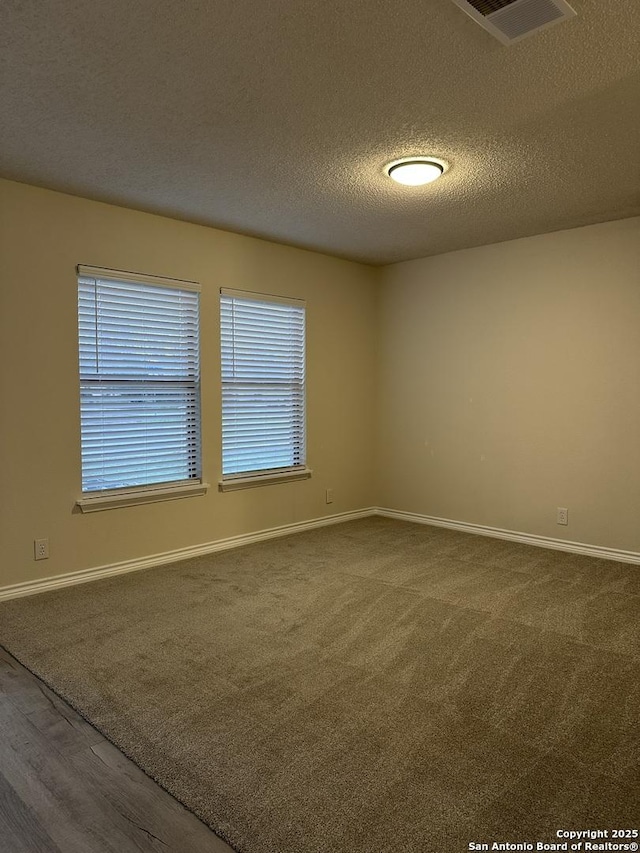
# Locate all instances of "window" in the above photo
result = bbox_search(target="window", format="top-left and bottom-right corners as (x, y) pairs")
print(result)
(220, 289), (308, 488)
(77, 265), (204, 509)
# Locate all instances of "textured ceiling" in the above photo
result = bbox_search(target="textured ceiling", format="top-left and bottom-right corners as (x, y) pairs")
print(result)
(1, 0), (639, 264)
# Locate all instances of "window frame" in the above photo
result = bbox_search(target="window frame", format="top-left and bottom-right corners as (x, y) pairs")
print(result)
(219, 288), (311, 491)
(76, 265), (208, 512)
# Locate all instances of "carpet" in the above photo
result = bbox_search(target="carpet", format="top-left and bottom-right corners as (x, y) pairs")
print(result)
(1, 517), (638, 853)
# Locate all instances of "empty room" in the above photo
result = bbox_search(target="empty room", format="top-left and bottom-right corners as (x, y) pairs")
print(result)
(1, 0), (639, 851)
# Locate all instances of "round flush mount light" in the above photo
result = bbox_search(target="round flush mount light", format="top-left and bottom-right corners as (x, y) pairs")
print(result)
(385, 157), (447, 186)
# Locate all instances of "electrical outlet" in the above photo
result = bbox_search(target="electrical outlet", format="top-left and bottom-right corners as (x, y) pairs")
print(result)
(34, 538), (49, 560)
(557, 507), (568, 526)
(325, 488), (334, 504)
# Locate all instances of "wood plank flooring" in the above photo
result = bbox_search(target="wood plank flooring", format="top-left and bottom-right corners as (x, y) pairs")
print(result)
(0, 646), (236, 853)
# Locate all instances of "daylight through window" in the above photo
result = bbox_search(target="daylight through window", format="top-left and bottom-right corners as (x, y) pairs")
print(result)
(220, 289), (306, 480)
(77, 266), (201, 494)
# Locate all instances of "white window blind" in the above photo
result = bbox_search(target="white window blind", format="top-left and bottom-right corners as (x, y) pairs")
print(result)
(220, 289), (306, 478)
(78, 266), (201, 494)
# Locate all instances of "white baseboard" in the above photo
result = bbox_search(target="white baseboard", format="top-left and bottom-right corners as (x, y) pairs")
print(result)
(375, 507), (640, 565)
(0, 508), (376, 602)
(3, 504), (638, 602)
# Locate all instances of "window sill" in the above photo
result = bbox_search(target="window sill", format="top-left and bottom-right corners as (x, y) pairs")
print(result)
(76, 482), (209, 513)
(218, 468), (312, 492)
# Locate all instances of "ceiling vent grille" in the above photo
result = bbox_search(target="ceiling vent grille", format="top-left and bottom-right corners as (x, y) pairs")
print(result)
(451, 0), (577, 44)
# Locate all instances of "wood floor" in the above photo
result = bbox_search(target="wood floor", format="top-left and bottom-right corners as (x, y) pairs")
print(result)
(0, 646), (235, 853)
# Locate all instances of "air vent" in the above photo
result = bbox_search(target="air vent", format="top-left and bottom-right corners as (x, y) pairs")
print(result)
(451, 0), (576, 44)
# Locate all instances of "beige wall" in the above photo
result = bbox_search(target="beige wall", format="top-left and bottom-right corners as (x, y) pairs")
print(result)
(376, 217), (640, 552)
(2, 180), (638, 590)
(0, 180), (378, 587)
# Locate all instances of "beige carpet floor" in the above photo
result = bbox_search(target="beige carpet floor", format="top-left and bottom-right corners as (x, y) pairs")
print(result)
(0, 517), (639, 853)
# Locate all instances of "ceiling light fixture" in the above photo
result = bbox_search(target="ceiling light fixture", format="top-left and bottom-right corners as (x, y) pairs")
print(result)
(385, 157), (446, 186)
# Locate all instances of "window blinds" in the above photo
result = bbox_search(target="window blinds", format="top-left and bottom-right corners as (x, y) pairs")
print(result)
(78, 267), (201, 493)
(220, 290), (306, 477)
